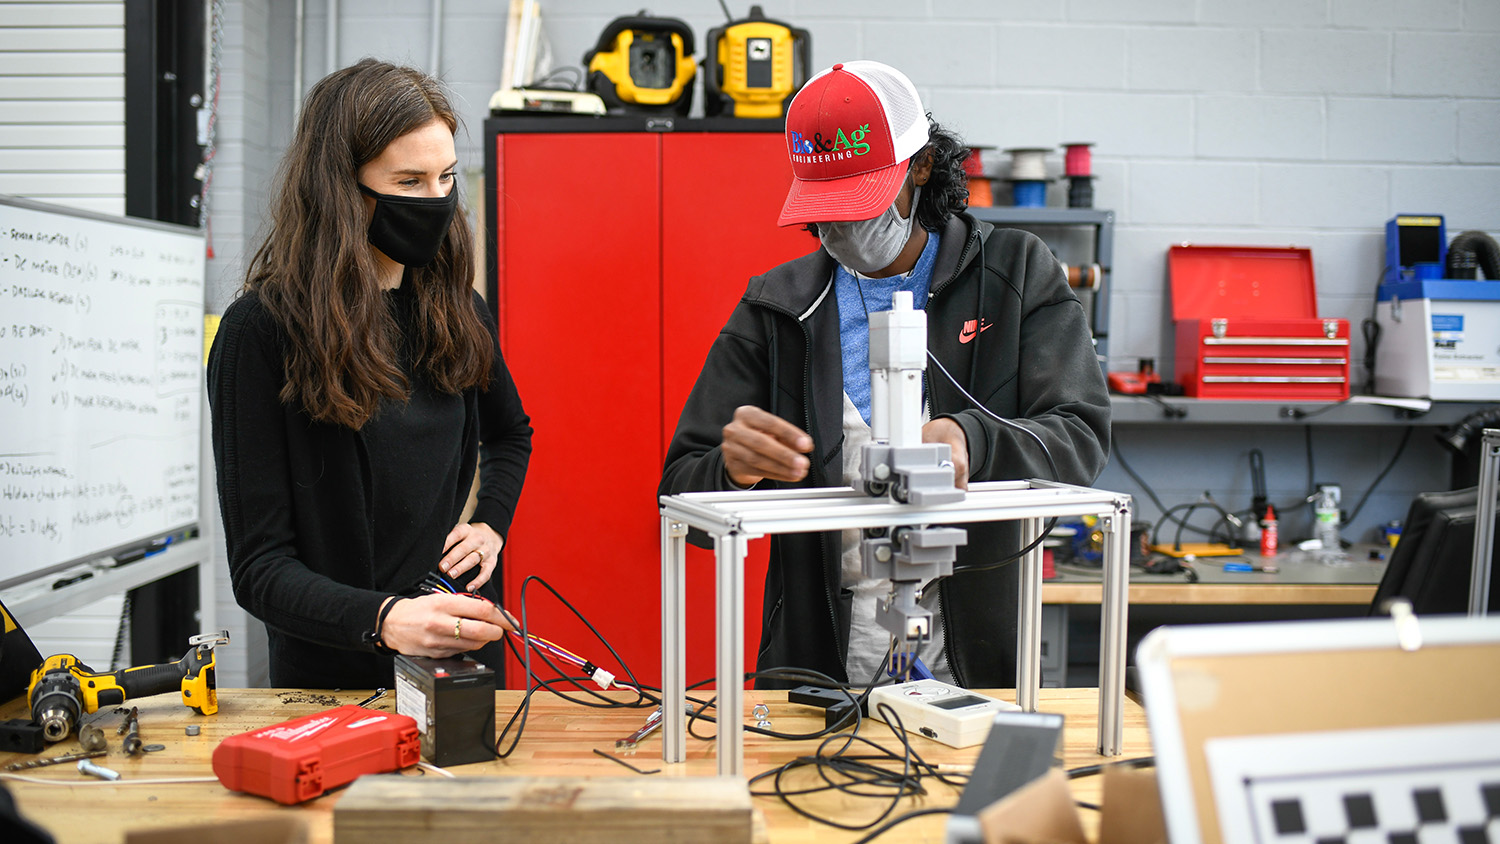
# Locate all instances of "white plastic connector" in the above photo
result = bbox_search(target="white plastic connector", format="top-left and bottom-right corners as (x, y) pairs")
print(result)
(592, 667), (616, 690)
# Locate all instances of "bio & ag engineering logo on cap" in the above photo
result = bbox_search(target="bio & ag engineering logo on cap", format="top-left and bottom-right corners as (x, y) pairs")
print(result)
(789, 124), (873, 164)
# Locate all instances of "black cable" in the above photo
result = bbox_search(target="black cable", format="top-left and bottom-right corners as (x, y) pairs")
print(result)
(1281, 397), (1351, 420)
(748, 700), (969, 832)
(1150, 494), (1238, 551)
(1110, 434), (1170, 516)
(1143, 392), (1186, 419)
(494, 574), (655, 758)
(923, 350), (1060, 574)
(1067, 755), (1155, 778)
(529, 66), (583, 91)
(1304, 425), (1316, 501)
(1362, 317), (1382, 395)
(1249, 448), (1267, 517)
(1343, 425), (1414, 527)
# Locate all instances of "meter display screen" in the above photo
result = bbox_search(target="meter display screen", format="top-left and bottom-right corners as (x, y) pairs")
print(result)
(930, 694), (990, 710)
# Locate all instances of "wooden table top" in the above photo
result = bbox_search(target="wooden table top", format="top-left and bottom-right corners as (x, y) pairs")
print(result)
(0, 687), (1152, 844)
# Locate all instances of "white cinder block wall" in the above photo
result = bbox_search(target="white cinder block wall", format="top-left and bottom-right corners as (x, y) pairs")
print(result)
(200, 0), (1498, 682)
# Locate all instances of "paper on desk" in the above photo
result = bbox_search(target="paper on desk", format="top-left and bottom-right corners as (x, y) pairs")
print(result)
(1346, 395), (1432, 413)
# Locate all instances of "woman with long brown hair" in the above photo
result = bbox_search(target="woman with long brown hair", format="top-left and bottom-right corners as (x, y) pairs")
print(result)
(208, 59), (531, 688)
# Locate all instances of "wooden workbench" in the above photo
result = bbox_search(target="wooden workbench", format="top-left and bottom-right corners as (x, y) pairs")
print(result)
(1042, 544), (1387, 606)
(0, 687), (1151, 844)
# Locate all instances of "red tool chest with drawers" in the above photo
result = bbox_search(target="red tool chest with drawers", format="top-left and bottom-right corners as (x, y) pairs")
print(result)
(1169, 245), (1351, 401)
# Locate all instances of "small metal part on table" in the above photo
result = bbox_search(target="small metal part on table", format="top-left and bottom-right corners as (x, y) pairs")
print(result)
(77, 759), (121, 781)
(355, 688), (387, 708)
(78, 723), (108, 752)
(142, 744), (166, 752)
(185, 724), (201, 736)
(4, 750), (106, 771)
(616, 707), (663, 750)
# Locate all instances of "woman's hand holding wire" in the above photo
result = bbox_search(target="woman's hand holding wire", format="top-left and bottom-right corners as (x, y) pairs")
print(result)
(380, 592), (516, 658)
(439, 521), (502, 590)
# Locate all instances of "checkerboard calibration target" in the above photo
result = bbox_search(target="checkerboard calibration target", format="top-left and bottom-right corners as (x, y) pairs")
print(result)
(1257, 773), (1500, 844)
(1202, 723), (1500, 844)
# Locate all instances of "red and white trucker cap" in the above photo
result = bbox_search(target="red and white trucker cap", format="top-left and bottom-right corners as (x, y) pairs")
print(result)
(778, 61), (930, 227)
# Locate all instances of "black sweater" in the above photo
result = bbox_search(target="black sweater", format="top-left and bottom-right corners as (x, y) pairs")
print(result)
(208, 285), (532, 688)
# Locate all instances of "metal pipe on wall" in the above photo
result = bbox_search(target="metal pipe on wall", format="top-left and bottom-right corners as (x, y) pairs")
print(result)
(429, 0), (444, 75)
(326, 0), (339, 75)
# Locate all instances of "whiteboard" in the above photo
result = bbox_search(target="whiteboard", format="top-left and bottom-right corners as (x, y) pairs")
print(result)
(0, 195), (205, 589)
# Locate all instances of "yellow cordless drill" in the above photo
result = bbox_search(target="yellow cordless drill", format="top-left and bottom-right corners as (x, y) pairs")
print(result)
(27, 630), (229, 742)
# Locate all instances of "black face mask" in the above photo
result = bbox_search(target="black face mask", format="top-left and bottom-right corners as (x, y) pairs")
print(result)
(357, 182), (458, 268)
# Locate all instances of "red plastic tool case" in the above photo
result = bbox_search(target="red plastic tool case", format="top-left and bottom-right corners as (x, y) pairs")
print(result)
(212, 705), (420, 804)
(1169, 245), (1350, 400)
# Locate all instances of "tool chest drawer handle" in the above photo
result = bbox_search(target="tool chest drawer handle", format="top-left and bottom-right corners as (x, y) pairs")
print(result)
(1202, 376), (1347, 383)
(1202, 337), (1349, 346)
(1202, 357), (1348, 365)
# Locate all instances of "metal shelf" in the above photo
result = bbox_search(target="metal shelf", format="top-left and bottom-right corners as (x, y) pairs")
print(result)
(970, 207), (1115, 227)
(1110, 395), (1497, 426)
(969, 206), (1114, 362)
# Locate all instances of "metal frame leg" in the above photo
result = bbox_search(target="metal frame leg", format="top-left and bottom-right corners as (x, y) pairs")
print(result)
(1016, 516), (1042, 712)
(1097, 498), (1131, 756)
(715, 531), (748, 776)
(661, 519), (687, 763)
(1471, 429), (1499, 617)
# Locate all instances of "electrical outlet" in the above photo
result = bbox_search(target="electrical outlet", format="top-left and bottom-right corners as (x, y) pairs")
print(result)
(1315, 483), (1342, 506)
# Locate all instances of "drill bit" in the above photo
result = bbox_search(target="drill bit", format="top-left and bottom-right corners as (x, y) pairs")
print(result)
(121, 707), (142, 755)
(4, 749), (106, 771)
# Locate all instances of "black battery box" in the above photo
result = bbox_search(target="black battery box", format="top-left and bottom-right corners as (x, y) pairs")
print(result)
(393, 655), (496, 767)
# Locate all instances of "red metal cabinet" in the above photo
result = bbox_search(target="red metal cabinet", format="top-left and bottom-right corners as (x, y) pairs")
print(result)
(486, 119), (812, 690)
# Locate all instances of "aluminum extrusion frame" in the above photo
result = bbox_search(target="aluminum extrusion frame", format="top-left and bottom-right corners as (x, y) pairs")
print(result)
(659, 479), (1133, 776)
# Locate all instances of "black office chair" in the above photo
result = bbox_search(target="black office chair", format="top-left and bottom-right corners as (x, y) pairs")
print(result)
(1370, 487), (1500, 616)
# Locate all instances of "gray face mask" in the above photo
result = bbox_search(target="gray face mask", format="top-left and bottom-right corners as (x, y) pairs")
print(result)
(818, 185), (921, 276)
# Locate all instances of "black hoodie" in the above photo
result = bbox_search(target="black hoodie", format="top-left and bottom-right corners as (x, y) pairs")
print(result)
(659, 212), (1110, 688)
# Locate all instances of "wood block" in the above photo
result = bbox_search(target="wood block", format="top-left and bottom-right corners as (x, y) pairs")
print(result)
(333, 775), (754, 844)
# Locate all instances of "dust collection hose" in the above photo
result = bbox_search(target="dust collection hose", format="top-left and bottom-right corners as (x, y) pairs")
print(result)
(1446, 230), (1500, 280)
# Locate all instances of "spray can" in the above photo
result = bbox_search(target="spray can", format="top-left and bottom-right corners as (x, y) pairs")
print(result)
(1313, 487), (1341, 551)
(1259, 505), (1278, 557)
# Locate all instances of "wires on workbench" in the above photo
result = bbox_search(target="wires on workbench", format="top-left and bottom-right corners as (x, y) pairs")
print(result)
(416, 571), (655, 758)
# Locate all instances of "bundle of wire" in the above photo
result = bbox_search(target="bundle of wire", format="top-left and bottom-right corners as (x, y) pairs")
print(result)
(419, 571), (641, 695)
(417, 572), (1151, 842)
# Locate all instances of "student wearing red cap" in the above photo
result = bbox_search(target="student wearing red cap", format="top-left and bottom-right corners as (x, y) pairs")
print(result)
(660, 61), (1110, 689)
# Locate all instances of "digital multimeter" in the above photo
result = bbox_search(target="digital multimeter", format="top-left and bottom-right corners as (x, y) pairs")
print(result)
(868, 680), (1020, 748)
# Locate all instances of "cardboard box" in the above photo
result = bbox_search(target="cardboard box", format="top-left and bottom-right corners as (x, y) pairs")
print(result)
(978, 765), (1165, 844)
(1170, 245), (1351, 401)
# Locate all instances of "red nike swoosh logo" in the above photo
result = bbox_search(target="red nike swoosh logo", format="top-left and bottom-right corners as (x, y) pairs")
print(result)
(959, 320), (993, 344)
